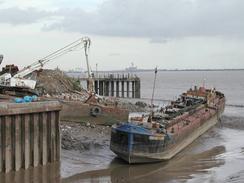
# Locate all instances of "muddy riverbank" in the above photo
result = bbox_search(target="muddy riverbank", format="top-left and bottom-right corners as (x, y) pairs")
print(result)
(60, 114), (244, 183)
(1, 113), (244, 183)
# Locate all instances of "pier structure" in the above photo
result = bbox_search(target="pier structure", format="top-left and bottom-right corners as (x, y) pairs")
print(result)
(85, 74), (141, 98)
(0, 101), (62, 173)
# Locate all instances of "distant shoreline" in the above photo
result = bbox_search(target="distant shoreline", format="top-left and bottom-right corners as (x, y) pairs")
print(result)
(66, 68), (244, 73)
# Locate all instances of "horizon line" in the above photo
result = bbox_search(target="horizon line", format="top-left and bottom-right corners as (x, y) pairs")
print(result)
(65, 68), (244, 73)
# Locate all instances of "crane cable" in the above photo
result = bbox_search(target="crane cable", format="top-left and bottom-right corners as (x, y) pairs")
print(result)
(151, 67), (158, 107)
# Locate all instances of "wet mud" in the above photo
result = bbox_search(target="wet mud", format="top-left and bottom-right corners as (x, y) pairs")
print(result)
(60, 122), (111, 152)
(62, 146), (226, 183)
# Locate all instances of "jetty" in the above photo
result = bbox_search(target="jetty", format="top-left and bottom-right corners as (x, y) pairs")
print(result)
(81, 73), (141, 98)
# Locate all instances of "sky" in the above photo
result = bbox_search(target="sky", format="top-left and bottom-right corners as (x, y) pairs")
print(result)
(0, 0), (244, 71)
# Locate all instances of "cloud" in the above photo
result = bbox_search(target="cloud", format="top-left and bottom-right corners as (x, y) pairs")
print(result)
(1, 0), (244, 41)
(0, 7), (52, 25)
(46, 0), (244, 41)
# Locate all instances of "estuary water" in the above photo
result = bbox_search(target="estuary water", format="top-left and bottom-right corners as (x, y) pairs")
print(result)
(1, 70), (244, 183)
(62, 70), (244, 183)
(63, 71), (244, 183)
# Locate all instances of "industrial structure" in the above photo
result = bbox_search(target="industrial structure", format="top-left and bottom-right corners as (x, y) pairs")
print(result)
(82, 73), (141, 98)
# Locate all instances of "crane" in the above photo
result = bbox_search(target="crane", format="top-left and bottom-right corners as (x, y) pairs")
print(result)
(0, 55), (3, 65)
(0, 37), (93, 90)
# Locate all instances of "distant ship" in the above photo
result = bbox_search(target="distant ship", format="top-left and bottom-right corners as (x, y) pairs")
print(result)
(125, 62), (137, 72)
(67, 67), (84, 73)
(110, 86), (225, 163)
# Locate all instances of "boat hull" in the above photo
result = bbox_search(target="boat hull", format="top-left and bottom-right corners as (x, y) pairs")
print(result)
(110, 87), (225, 164)
(110, 109), (223, 164)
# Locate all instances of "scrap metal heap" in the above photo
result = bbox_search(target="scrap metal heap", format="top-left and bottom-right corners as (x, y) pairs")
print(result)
(131, 86), (225, 128)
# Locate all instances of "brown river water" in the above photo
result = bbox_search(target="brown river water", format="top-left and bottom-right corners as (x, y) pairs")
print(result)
(1, 70), (244, 183)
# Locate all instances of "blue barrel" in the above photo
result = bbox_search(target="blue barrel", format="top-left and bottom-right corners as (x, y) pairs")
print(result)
(14, 98), (24, 103)
(23, 96), (33, 103)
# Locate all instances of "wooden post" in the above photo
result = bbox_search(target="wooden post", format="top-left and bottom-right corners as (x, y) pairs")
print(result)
(23, 115), (30, 169)
(0, 117), (2, 172)
(33, 114), (39, 167)
(104, 81), (109, 96)
(94, 80), (98, 94)
(132, 81), (135, 98)
(50, 112), (56, 162)
(47, 112), (51, 162)
(55, 112), (60, 161)
(99, 81), (104, 96)
(135, 79), (141, 98)
(111, 81), (114, 96)
(116, 81), (120, 97)
(121, 81), (125, 98)
(40, 113), (48, 165)
(127, 81), (130, 98)
(4, 116), (12, 173)
(14, 115), (21, 171)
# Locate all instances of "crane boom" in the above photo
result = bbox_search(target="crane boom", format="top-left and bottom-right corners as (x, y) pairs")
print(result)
(14, 37), (91, 78)
(0, 55), (3, 65)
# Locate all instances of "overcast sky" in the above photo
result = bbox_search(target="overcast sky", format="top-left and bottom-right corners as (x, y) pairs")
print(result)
(0, 0), (243, 71)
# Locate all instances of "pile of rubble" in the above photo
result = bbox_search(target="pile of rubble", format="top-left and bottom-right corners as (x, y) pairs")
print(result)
(36, 69), (89, 102)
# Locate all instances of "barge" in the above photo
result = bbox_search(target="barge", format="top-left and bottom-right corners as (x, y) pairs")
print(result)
(110, 86), (225, 163)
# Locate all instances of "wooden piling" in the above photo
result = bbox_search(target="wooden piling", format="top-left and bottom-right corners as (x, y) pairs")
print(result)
(135, 79), (141, 98)
(33, 113), (39, 167)
(0, 117), (2, 172)
(132, 81), (135, 98)
(94, 80), (98, 94)
(111, 81), (114, 96)
(0, 101), (62, 173)
(14, 115), (21, 171)
(121, 81), (125, 98)
(104, 81), (109, 96)
(23, 114), (30, 169)
(40, 113), (48, 165)
(5, 116), (12, 173)
(99, 81), (104, 95)
(127, 81), (130, 98)
(116, 81), (120, 97)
